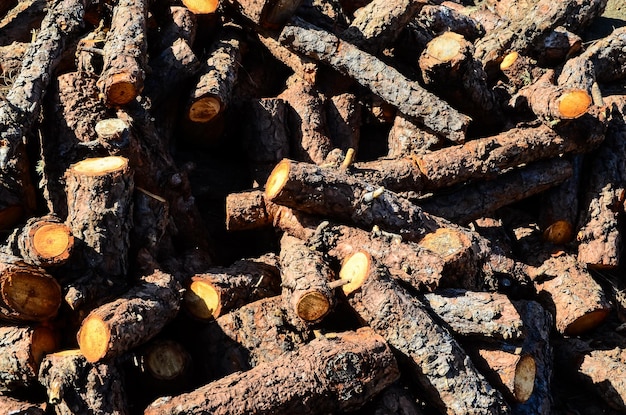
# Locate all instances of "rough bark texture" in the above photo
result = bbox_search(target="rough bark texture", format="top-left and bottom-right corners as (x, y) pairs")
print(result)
(341, 255), (510, 415)
(278, 75), (333, 164)
(183, 253), (281, 319)
(326, 92), (361, 153)
(346, 157), (424, 194)
(0, 395), (45, 415)
(145, 327), (400, 415)
(225, 189), (279, 231)
(265, 158), (439, 242)
(187, 23), (242, 124)
(38, 350), (128, 415)
(257, 32), (318, 84)
(0, 252), (62, 322)
(415, 116), (606, 191)
(0, 324), (57, 393)
(76, 270), (181, 362)
(242, 97), (291, 167)
(64, 156), (133, 279)
(98, 0), (148, 106)
(387, 113), (443, 157)
(279, 17), (471, 143)
(224, 0), (304, 29)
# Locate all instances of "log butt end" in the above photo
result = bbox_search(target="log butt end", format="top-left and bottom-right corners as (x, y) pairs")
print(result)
(31, 325), (59, 367)
(265, 159), (291, 200)
(144, 340), (190, 381)
(514, 354), (536, 403)
(70, 156), (129, 177)
(188, 97), (221, 123)
(558, 90), (592, 119)
(103, 73), (142, 106)
(77, 316), (111, 363)
(31, 223), (74, 266)
(543, 220), (574, 245)
(183, 277), (221, 320)
(500, 51), (519, 71)
(182, 0), (219, 14)
(3, 270), (62, 321)
(339, 251), (371, 295)
(565, 308), (611, 336)
(297, 291), (331, 322)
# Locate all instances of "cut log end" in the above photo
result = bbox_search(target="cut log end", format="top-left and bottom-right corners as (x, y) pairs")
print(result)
(417, 228), (470, 260)
(77, 316), (111, 362)
(425, 32), (464, 62)
(31, 325), (58, 367)
(182, 0), (219, 14)
(145, 340), (189, 380)
(183, 278), (221, 320)
(339, 251), (371, 295)
(296, 291), (331, 322)
(31, 223), (73, 263)
(565, 309), (611, 336)
(514, 354), (536, 403)
(3, 271), (62, 321)
(265, 159), (291, 200)
(70, 156), (129, 177)
(543, 220), (574, 244)
(558, 90), (592, 119)
(95, 118), (130, 143)
(188, 97), (221, 123)
(499, 51), (519, 71)
(105, 75), (142, 106)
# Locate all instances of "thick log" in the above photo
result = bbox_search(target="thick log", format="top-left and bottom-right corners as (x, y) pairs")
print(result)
(387, 113), (443, 158)
(279, 234), (335, 325)
(64, 156), (133, 279)
(474, 0), (607, 70)
(346, 157), (424, 194)
(0, 324), (57, 393)
(194, 295), (313, 380)
(415, 115), (606, 191)
(224, 0), (303, 29)
(225, 188), (280, 231)
(2, 214), (74, 267)
(576, 102), (626, 269)
(340, 0), (425, 55)
(38, 349), (128, 415)
(416, 158), (573, 224)
(98, 0), (148, 106)
(278, 17), (471, 143)
(326, 92), (361, 154)
(0, 395), (45, 415)
(0, 253), (61, 322)
(77, 270), (181, 362)
(278, 75), (333, 164)
(145, 327), (400, 415)
(264, 158), (439, 242)
(0, 0), (87, 229)
(512, 70), (592, 122)
(338, 251), (510, 414)
(183, 253), (281, 319)
(187, 23), (242, 124)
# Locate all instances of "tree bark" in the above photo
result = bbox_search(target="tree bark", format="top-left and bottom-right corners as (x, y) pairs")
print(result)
(387, 113), (443, 158)
(0, 395), (45, 415)
(77, 270), (181, 362)
(326, 92), (361, 154)
(338, 251), (510, 414)
(0, 324), (57, 393)
(278, 17), (471, 143)
(38, 349), (129, 415)
(224, 0), (304, 29)
(256, 31), (319, 84)
(145, 327), (400, 415)
(98, 0), (148, 106)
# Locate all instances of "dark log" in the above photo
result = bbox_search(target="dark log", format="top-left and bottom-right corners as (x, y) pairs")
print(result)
(38, 349), (129, 415)
(387, 113), (443, 158)
(224, 0), (303, 29)
(76, 270), (181, 362)
(278, 17), (471, 143)
(338, 251), (510, 414)
(0, 395), (45, 415)
(98, 0), (148, 106)
(256, 31), (319, 84)
(0, 0), (47, 46)
(145, 327), (400, 415)
(326, 92), (361, 154)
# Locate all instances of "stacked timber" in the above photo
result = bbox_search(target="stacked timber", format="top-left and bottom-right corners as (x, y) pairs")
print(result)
(1, 0), (626, 414)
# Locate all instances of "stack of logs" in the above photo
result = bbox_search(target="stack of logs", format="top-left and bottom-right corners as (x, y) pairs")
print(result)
(1, 0), (626, 413)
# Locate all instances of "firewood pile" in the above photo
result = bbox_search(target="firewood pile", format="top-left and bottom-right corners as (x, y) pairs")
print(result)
(2, 0), (626, 413)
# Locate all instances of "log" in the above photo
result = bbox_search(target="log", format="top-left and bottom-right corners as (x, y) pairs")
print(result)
(182, 0), (219, 14)
(98, 0), (148, 106)
(352, 381), (425, 415)
(416, 158), (573, 224)
(264, 158), (439, 242)
(387, 113), (444, 158)
(0, 0), (47, 48)
(64, 156), (133, 279)
(0, 324), (57, 393)
(0, 0), (87, 229)
(225, 188), (280, 231)
(326, 92), (361, 154)
(187, 23), (242, 124)
(76, 270), (181, 362)
(0, 253), (62, 322)
(279, 233), (335, 325)
(256, 31), (319, 84)
(224, 0), (303, 29)
(38, 349), (129, 415)
(337, 251), (510, 414)
(144, 327), (400, 415)
(278, 17), (472, 143)
(415, 115), (606, 191)
(537, 26), (582, 65)
(474, 348), (537, 404)
(0, 41), (27, 78)
(2, 214), (74, 267)
(242, 97), (291, 169)
(277, 74), (333, 164)
(183, 253), (281, 319)
(340, 0), (426, 55)
(576, 104), (626, 269)
(295, 0), (349, 32)
(345, 157), (425, 194)
(193, 295), (313, 380)
(498, 51), (546, 94)
(512, 70), (592, 122)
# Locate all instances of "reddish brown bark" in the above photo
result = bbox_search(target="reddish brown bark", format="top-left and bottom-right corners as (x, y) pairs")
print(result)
(145, 327), (400, 415)
(387, 113), (443, 158)
(0, 395), (45, 415)
(326, 92), (361, 154)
